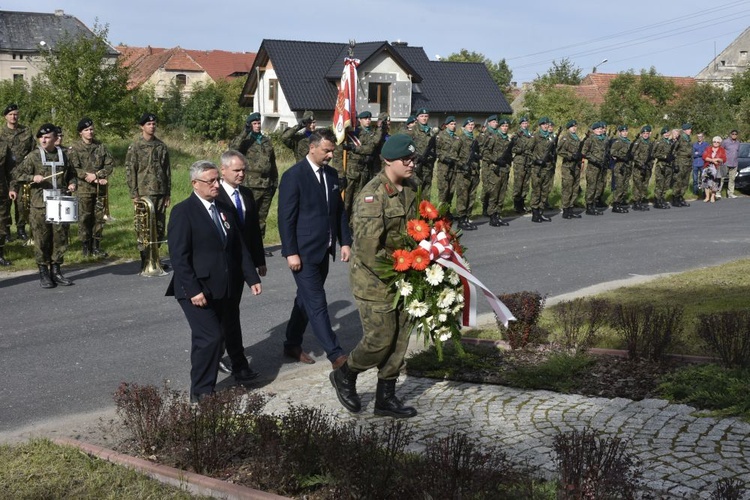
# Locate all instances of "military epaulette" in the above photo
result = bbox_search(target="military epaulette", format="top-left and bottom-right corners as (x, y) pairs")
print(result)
(383, 182), (397, 197)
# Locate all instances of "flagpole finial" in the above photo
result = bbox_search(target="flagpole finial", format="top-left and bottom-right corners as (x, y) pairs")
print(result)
(348, 39), (356, 58)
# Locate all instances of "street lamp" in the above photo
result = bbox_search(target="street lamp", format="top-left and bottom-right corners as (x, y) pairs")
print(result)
(592, 58), (608, 74)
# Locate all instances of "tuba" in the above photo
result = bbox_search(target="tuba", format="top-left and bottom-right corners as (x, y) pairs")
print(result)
(133, 196), (167, 277)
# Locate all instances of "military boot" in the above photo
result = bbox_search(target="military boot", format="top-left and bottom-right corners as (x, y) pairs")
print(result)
(17, 226), (28, 241)
(562, 208), (572, 219)
(612, 203), (628, 214)
(539, 209), (551, 222)
(513, 198), (525, 214)
(50, 264), (73, 286)
(81, 240), (92, 257)
(457, 216), (477, 231)
(329, 362), (361, 413)
(585, 204), (602, 216)
(92, 240), (109, 258)
(640, 199), (650, 211)
(374, 379), (417, 418)
(0, 246), (11, 266)
(531, 208), (542, 223)
(678, 196), (690, 207)
(39, 265), (56, 289)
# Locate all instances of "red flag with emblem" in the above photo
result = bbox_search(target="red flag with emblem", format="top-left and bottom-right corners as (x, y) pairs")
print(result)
(333, 56), (359, 145)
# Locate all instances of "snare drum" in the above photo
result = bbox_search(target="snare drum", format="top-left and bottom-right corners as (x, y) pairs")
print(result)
(45, 196), (79, 223)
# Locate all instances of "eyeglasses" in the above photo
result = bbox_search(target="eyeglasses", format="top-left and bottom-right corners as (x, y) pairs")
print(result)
(194, 177), (220, 185)
(713, 141), (721, 144)
(398, 156), (416, 165)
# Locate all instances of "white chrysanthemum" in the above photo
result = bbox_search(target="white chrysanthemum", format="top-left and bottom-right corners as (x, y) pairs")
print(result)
(436, 326), (451, 342)
(407, 300), (429, 318)
(447, 270), (461, 286)
(397, 279), (413, 297)
(452, 303), (463, 315)
(455, 291), (464, 304)
(438, 313), (448, 323)
(425, 264), (444, 286)
(436, 289), (456, 309)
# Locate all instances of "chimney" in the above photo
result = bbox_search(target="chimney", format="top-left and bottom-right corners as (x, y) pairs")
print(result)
(54, 9), (64, 16)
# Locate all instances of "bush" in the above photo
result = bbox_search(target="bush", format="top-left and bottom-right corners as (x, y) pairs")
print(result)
(498, 291), (547, 350)
(710, 477), (747, 500)
(611, 304), (683, 361)
(551, 298), (611, 353)
(697, 311), (750, 369)
(505, 352), (596, 393)
(553, 428), (641, 499)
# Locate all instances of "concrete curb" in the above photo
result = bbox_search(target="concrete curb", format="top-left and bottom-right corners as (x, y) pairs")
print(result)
(52, 437), (289, 500)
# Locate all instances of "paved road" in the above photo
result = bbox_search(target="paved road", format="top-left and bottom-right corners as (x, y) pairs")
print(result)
(1, 197), (748, 434)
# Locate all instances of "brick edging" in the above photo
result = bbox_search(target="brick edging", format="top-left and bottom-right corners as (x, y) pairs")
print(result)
(52, 437), (288, 500)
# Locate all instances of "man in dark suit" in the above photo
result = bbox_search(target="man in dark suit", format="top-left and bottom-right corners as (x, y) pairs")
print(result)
(278, 129), (352, 369)
(214, 150), (267, 374)
(166, 160), (262, 402)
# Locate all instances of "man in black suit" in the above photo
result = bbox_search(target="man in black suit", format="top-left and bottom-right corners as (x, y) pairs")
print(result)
(214, 150), (267, 374)
(166, 160), (262, 402)
(278, 129), (352, 369)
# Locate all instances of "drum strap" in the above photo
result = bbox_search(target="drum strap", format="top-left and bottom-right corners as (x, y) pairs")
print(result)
(39, 146), (65, 190)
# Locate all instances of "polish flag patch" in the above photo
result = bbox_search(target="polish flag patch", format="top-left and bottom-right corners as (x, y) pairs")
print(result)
(364, 195), (374, 203)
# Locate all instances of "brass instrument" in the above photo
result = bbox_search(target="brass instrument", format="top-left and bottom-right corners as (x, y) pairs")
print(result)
(96, 181), (109, 221)
(133, 196), (167, 277)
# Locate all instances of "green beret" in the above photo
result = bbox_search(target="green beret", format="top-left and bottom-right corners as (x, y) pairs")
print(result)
(3, 103), (18, 116)
(415, 108), (429, 116)
(139, 112), (157, 125)
(565, 119), (577, 129)
(444, 116), (456, 125)
(660, 126), (670, 135)
(538, 116), (550, 125)
(640, 125), (652, 133)
(381, 133), (416, 160)
(358, 111), (372, 119)
(36, 123), (57, 138)
(617, 125), (628, 132)
(406, 116), (416, 125)
(302, 110), (315, 121)
(682, 123), (692, 130)
(499, 118), (510, 126)
(463, 117), (474, 126)
(246, 112), (261, 124)
(77, 117), (94, 133)
(591, 121), (605, 130)
(519, 116), (529, 123)
(377, 112), (390, 121)
(487, 114), (498, 122)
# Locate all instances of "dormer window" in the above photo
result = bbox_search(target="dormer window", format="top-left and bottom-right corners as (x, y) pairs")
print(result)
(175, 74), (187, 87)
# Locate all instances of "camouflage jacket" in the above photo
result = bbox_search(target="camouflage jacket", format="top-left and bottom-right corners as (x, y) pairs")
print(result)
(631, 137), (654, 170)
(0, 124), (35, 167)
(512, 128), (533, 166)
(125, 135), (171, 198)
(556, 131), (581, 167)
(12, 147), (77, 208)
(350, 172), (416, 301)
(652, 138), (673, 165)
(480, 128), (513, 167)
(280, 125), (311, 162)
(436, 128), (462, 166)
(530, 130), (556, 168)
(673, 133), (692, 168)
(68, 139), (115, 195)
(230, 131), (279, 190)
(582, 134), (608, 167)
(0, 143), (12, 193)
(348, 127), (382, 169)
(406, 124), (433, 161)
(609, 137), (631, 165)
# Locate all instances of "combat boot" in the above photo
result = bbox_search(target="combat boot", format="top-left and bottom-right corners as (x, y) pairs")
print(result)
(640, 199), (650, 211)
(50, 264), (73, 286)
(0, 246), (11, 266)
(531, 208), (542, 223)
(92, 240), (109, 258)
(585, 204), (602, 216)
(513, 198), (525, 214)
(17, 226), (28, 241)
(458, 216), (477, 231)
(39, 265), (56, 289)
(374, 379), (417, 418)
(82, 240), (92, 257)
(539, 209), (551, 222)
(569, 207), (582, 218)
(612, 203), (628, 214)
(678, 196), (690, 207)
(562, 208), (572, 219)
(329, 362), (361, 413)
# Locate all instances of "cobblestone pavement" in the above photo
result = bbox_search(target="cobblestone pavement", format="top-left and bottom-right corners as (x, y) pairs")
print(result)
(263, 364), (750, 499)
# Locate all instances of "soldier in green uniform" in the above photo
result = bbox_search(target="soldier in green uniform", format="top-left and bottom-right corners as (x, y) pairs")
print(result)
(630, 126), (654, 211)
(281, 110), (316, 162)
(454, 118), (480, 230)
(406, 108), (435, 198)
(609, 125), (633, 214)
(557, 119), (583, 219)
(652, 127), (675, 209)
(480, 116), (512, 227)
(10, 124), (77, 288)
(670, 123), (693, 207)
(343, 111), (382, 217)
(69, 118), (115, 257)
(230, 112), (278, 256)
(582, 122), (608, 216)
(528, 117), (556, 223)
(1, 104), (35, 241)
(330, 133), (418, 419)
(435, 116), (463, 217)
(125, 113), (171, 259)
(0, 142), (13, 264)
(511, 116), (533, 214)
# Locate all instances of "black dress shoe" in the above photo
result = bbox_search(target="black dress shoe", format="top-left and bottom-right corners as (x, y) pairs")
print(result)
(218, 358), (232, 374)
(190, 392), (214, 404)
(234, 367), (260, 386)
(264, 249), (273, 257)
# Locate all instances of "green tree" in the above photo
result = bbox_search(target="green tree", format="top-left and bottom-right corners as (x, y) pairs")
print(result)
(667, 83), (733, 137)
(31, 23), (134, 137)
(523, 85), (597, 128)
(0, 79), (40, 124)
(180, 82), (232, 140)
(160, 82), (183, 127)
(600, 68), (676, 128)
(534, 58), (583, 86)
(444, 49), (513, 97)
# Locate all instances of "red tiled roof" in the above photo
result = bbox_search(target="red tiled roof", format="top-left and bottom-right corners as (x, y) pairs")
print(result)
(569, 73), (696, 106)
(116, 45), (256, 89)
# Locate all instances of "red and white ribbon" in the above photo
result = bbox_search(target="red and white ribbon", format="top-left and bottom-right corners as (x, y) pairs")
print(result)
(419, 229), (515, 327)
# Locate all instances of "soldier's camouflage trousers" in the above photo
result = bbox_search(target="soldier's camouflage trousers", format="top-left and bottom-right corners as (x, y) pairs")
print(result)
(348, 297), (410, 380)
(248, 186), (276, 238)
(631, 165), (652, 202)
(585, 164), (607, 205)
(612, 163), (632, 205)
(671, 164), (691, 199)
(344, 163), (371, 217)
(530, 164), (554, 210)
(653, 163), (673, 199)
(454, 169), (480, 218)
(560, 164), (582, 209)
(78, 193), (106, 243)
(30, 207), (69, 265)
(512, 159), (531, 201)
(483, 164), (510, 216)
(414, 161), (434, 201)
(436, 162), (457, 210)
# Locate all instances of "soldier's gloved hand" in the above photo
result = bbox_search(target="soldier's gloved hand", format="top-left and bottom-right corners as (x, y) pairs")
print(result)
(444, 158), (455, 167)
(342, 143), (355, 151)
(339, 178), (348, 190)
(244, 122), (252, 133)
(533, 159), (543, 166)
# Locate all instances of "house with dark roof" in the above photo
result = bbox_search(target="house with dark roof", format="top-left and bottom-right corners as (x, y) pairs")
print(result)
(696, 27), (750, 89)
(0, 9), (118, 83)
(116, 45), (256, 98)
(239, 39), (512, 130)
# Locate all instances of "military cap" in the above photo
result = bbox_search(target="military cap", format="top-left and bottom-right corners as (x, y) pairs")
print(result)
(377, 112), (390, 121)
(538, 116), (550, 125)
(444, 116), (456, 125)
(139, 112), (157, 125)
(463, 117), (474, 126)
(617, 125), (628, 132)
(358, 111), (372, 119)
(519, 116), (529, 123)
(246, 112), (261, 123)
(77, 117), (94, 133)
(487, 114), (498, 122)
(381, 133), (416, 160)
(3, 103), (18, 116)
(36, 123), (57, 138)
(591, 121), (606, 130)
(54, 126), (63, 136)
(302, 110), (314, 121)
(640, 125), (652, 133)
(415, 108), (429, 116)
(682, 123), (692, 130)
(498, 118), (511, 126)
(660, 126), (670, 135)
(406, 115), (416, 125)
(565, 119), (577, 129)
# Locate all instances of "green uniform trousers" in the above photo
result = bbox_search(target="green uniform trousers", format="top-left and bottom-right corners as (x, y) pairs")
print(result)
(78, 193), (107, 243)
(348, 298), (411, 380)
(512, 158), (531, 202)
(454, 169), (480, 218)
(612, 162), (632, 205)
(631, 166), (652, 203)
(560, 164), (582, 209)
(248, 186), (276, 238)
(585, 164), (607, 206)
(30, 207), (69, 265)
(653, 163), (673, 200)
(529, 165), (554, 210)
(483, 164), (510, 216)
(436, 162), (457, 210)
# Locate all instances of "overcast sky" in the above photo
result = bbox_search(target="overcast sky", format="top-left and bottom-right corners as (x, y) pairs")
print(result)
(4, 1), (749, 83)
